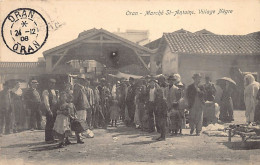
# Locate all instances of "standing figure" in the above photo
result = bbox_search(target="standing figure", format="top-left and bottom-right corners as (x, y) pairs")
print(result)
(118, 79), (128, 121)
(43, 79), (59, 143)
(138, 79), (148, 130)
(254, 89), (260, 122)
(165, 75), (178, 134)
(73, 74), (90, 139)
(0, 82), (14, 134)
(85, 79), (95, 129)
(146, 79), (159, 133)
(11, 81), (26, 132)
(157, 75), (168, 99)
(168, 103), (182, 136)
(186, 73), (205, 136)
(134, 87), (142, 128)
(92, 81), (102, 128)
(244, 74), (259, 123)
(155, 88), (168, 141)
(109, 99), (120, 127)
(53, 92), (72, 148)
(219, 81), (234, 122)
(203, 76), (216, 102)
(99, 78), (111, 126)
(173, 73), (186, 134)
(125, 77), (136, 126)
(165, 75), (178, 110)
(24, 79), (42, 130)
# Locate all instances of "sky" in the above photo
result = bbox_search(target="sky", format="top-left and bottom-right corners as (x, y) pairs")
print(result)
(0, 0), (260, 62)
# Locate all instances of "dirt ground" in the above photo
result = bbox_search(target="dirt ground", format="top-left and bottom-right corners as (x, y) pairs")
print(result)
(1, 110), (260, 165)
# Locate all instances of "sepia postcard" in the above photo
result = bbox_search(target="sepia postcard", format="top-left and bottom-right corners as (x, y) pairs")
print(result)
(0, 0), (260, 165)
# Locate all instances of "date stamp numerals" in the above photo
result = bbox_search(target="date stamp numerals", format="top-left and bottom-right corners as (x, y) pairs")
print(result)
(1, 8), (48, 55)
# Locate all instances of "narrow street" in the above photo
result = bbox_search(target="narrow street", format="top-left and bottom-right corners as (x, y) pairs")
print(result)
(0, 110), (260, 165)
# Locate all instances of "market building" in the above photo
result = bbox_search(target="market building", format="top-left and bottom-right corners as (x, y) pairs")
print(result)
(0, 28), (154, 90)
(147, 29), (260, 85)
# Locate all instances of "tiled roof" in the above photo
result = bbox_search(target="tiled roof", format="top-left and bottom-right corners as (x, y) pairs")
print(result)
(164, 33), (260, 55)
(0, 62), (46, 68)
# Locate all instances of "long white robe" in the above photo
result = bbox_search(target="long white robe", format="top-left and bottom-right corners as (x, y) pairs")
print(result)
(244, 75), (259, 123)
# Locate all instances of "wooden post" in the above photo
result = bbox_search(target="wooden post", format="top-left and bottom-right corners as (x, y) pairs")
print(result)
(228, 129), (232, 142)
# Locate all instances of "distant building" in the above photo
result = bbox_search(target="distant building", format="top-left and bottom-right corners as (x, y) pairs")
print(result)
(0, 28), (153, 90)
(113, 29), (150, 46)
(147, 29), (260, 85)
(147, 29), (260, 109)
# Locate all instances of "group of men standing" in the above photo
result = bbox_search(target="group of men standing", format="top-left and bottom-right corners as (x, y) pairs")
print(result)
(0, 72), (217, 142)
(122, 73), (217, 139)
(0, 80), (43, 135)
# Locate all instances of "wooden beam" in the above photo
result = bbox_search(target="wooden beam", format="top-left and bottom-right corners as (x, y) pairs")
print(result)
(134, 50), (149, 71)
(81, 40), (120, 44)
(51, 49), (69, 72)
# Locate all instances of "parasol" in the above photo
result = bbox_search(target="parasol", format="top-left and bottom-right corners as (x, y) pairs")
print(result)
(216, 77), (237, 89)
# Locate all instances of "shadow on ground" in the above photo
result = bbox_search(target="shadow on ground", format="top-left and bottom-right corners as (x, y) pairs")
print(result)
(220, 141), (260, 150)
(1, 141), (47, 149)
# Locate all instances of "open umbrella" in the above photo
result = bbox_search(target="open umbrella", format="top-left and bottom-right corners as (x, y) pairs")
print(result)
(216, 77), (237, 89)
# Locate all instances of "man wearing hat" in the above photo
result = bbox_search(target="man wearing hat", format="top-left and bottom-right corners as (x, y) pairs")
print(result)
(165, 75), (178, 109)
(146, 78), (160, 133)
(24, 79), (42, 130)
(42, 78), (59, 143)
(186, 73), (206, 136)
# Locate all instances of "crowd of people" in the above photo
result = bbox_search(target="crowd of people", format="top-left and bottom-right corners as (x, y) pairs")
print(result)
(0, 72), (260, 146)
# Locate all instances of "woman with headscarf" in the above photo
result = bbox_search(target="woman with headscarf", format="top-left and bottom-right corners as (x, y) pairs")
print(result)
(244, 74), (259, 123)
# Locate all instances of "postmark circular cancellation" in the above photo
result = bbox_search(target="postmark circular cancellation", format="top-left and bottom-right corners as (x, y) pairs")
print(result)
(1, 8), (48, 55)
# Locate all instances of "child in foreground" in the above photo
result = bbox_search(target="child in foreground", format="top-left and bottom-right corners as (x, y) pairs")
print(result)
(53, 92), (72, 148)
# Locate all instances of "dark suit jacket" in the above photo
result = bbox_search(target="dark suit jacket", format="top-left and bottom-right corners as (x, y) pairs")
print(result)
(186, 83), (205, 108)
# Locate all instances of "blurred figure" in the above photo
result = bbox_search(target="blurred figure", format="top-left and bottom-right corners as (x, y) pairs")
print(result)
(146, 79), (160, 133)
(98, 78), (111, 127)
(92, 80), (100, 128)
(0, 82), (14, 134)
(85, 79), (95, 129)
(219, 81), (234, 122)
(125, 77), (136, 126)
(118, 79), (128, 121)
(155, 88), (168, 141)
(254, 89), (260, 122)
(165, 75), (178, 110)
(24, 79), (42, 130)
(11, 81), (26, 132)
(244, 74), (259, 123)
(43, 79), (59, 143)
(186, 73), (205, 136)
(173, 73), (186, 134)
(203, 76), (216, 102)
(109, 99), (120, 127)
